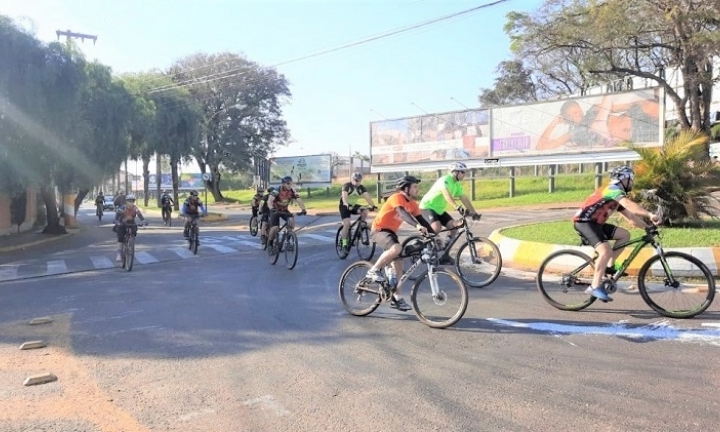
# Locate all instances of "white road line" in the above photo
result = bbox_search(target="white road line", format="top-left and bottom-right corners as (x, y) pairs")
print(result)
(299, 233), (335, 243)
(237, 240), (262, 249)
(46, 260), (67, 275)
(90, 256), (114, 269)
(204, 244), (238, 254)
(171, 248), (196, 259)
(134, 251), (159, 264)
(0, 265), (19, 280)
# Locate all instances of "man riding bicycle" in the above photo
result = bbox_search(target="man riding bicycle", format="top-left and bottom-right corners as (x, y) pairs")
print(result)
(259, 187), (274, 244)
(95, 191), (105, 214)
(251, 189), (263, 218)
(366, 175), (434, 312)
(573, 165), (661, 302)
(160, 190), (175, 222)
(114, 194), (147, 261)
(339, 172), (377, 251)
(266, 176), (307, 252)
(182, 190), (207, 239)
(419, 162), (479, 264)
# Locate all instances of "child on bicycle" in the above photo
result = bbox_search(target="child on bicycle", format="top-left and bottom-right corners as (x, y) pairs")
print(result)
(114, 194), (147, 261)
(573, 165), (661, 302)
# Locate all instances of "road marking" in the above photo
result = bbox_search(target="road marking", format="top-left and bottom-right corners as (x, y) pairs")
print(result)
(90, 256), (114, 269)
(0, 265), (19, 280)
(242, 395), (289, 416)
(237, 240), (262, 249)
(46, 260), (67, 275)
(204, 244), (238, 254)
(299, 233), (335, 243)
(134, 251), (159, 264)
(171, 247), (196, 259)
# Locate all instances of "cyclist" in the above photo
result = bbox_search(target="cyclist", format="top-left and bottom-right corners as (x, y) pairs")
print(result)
(573, 165), (661, 302)
(160, 190), (175, 222)
(113, 190), (126, 208)
(182, 190), (208, 239)
(114, 194), (147, 261)
(94, 191), (105, 216)
(419, 162), (479, 264)
(339, 172), (377, 251)
(366, 175), (434, 312)
(266, 176), (307, 252)
(259, 187), (275, 244)
(251, 188), (263, 219)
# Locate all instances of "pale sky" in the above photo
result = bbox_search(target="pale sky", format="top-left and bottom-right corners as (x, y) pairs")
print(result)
(1, 0), (542, 174)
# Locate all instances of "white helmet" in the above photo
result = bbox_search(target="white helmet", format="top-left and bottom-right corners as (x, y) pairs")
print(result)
(126, 194), (136, 201)
(449, 162), (467, 172)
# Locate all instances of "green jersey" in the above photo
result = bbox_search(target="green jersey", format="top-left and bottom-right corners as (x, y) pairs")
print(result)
(420, 174), (464, 214)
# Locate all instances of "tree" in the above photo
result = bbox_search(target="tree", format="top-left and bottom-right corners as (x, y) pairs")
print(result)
(478, 60), (539, 107)
(506, 0), (720, 132)
(165, 52), (291, 201)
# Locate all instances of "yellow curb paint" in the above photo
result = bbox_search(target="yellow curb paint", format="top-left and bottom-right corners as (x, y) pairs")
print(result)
(0, 232), (73, 253)
(712, 247), (720, 277)
(514, 241), (555, 269)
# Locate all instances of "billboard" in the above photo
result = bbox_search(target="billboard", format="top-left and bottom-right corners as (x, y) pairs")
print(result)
(490, 87), (663, 156)
(370, 109), (490, 166)
(147, 173), (205, 190)
(269, 154), (332, 188)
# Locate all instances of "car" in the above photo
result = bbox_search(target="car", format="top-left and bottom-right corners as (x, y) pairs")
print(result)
(102, 196), (115, 211)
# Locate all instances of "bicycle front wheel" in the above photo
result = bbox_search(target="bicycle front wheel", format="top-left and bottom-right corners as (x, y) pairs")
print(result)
(284, 231), (299, 270)
(355, 225), (375, 261)
(268, 234), (281, 265)
(339, 261), (381, 317)
(335, 226), (350, 259)
(638, 251), (716, 319)
(537, 249), (596, 311)
(191, 226), (199, 255)
(249, 216), (259, 236)
(455, 237), (502, 288)
(125, 236), (135, 272)
(410, 267), (468, 328)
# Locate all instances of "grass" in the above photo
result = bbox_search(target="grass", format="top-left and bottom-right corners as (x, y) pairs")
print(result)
(203, 173), (595, 211)
(501, 218), (720, 248)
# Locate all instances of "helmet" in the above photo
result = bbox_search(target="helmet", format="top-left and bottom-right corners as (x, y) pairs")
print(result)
(126, 194), (136, 201)
(98, 191), (103, 195)
(395, 175), (421, 190)
(351, 172), (363, 182)
(190, 190), (199, 197)
(164, 190), (170, 194)
(281, 176), (293, 184)
(267, 187), (275, 193)
(403, 238), (425, 255)
(610, 165), (634, 182)
(449, 162), (467, 172)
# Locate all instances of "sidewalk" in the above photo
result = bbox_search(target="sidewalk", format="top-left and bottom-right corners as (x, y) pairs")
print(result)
(0, 228), (76, 253)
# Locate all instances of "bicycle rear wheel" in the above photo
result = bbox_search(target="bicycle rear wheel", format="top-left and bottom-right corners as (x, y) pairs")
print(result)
(355, 225), (375, 261)
(284, 231), (299, 270)
(537, 249), (596, 311)
(249, 216), (259, 236)
(339, 261), (381, 316)
(638, 251), (716, 319)
(455, 237), (502, 288)
(410, 267), (468, 329)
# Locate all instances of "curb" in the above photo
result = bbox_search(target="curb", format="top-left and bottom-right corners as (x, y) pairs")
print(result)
(488, 228), (720, 277)
(0, 230), (75, 253)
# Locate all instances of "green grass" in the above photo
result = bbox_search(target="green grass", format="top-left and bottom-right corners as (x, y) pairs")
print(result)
(501, 218), (720, 248)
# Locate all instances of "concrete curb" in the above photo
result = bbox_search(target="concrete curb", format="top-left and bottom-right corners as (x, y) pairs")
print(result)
(488, 228), (720, 277)
(0, 230), (75, 253)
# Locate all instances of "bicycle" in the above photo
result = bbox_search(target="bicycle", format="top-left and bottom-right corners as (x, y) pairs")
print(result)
(338, 232), (469, 329)
(96, 202), (103, 221)
(267, 211), (302, 270)
(401, 209), (502, 288)
(335, 205), (376, 260)
(120, 221), (147, 271)
(249, 212), (259, 237)
(161, 204), (173, 226)
(185, 215), (202, 255)
(536, 198), (716, 319)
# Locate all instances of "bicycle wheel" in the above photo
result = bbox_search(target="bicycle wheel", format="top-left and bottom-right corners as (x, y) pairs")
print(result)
(249, 216), (259, 236)
(191, 226), (199, 255)
(410, 267), (468, 329)
(355, 225), (376, 261)
(339, 261), (381, 317)
(268, 233), (281, 265)
(455, 237), (502, 288)
(335, 226), (350, 259)
(284, 231), (299, 270)
(97, 208), (102, 221)
(125, 236), (135, 272)
(537, 249), (596, 311)
(638, 251), (716, 319)
(400, 236), (423, 281)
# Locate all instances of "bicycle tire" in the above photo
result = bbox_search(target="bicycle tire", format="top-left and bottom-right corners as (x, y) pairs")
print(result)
(191, 225), (199, 255)
(284, 231), (299, 270)
(355, 225), (375, 261)
(269, 232), (282, 265)
(335, 226), (351, 259)
(249, 216), (259, 236)
(638, 251), (716, 319)
(536, 249), (596, 311)
(125, 236), (135, 272)
(338, 261), (381, 317)
(454, 237), (502, 288)
(410, 266), (468, 329)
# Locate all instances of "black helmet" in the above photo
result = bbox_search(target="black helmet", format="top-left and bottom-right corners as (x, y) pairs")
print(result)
(190, 190), (199, 197)
(281, 176), (293, 184)
(267, 186), (275, 193)
(396, 175), (421, 190)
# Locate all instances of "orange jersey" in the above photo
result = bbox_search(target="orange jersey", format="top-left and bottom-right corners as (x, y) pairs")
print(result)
(371, 192), (421, 233)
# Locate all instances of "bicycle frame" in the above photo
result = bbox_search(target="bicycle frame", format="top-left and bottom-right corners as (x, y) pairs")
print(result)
(348, 211), (369, 246)
(433, 211), (478, 259)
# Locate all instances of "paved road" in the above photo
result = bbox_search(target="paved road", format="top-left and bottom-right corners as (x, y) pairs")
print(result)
(1, 205), (719, 431)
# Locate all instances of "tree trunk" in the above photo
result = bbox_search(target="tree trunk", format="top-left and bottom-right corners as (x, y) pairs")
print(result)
(124, 160), (130, 195)
(142, 157), (151, 207)
(171, 158), (180, 211)
(73, 188), (89, 216)
(204, 164), (224, 202)
(40, 186), (67, 235)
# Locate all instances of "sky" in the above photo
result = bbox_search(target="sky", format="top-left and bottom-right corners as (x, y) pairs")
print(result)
(0, 0), (543, 173)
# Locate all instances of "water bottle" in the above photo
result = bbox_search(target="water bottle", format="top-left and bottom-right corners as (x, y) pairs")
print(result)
(385, 265), (397, 287)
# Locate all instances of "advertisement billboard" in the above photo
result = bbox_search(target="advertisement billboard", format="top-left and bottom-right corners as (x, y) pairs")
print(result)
(147, 173), (205, 190)
(269, 154), (332, 188)
(370, 109), (490, 166)
(490, 87), (663, 156)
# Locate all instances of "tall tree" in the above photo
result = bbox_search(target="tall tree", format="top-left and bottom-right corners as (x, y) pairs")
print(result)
(478, 60), (539, 107)
(165, 52), (291, 201)
(506, 0), (720, 132)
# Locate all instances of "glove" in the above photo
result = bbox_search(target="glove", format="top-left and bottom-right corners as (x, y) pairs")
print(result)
(370, 205), (378, 211)
(298, 210), (307, 216)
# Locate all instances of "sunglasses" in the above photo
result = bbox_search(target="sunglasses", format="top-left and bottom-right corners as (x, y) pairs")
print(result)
(457, 170), (466, 174)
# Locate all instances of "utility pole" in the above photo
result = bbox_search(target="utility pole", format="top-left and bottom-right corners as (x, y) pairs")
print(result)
(56, 30), (98, 44)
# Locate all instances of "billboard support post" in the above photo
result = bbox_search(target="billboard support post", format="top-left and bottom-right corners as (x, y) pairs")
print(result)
(595, 163), (603, 189)
(470, 168), (476, 201)
(509, 167), (516, 198)
(548, 165), (556, 193)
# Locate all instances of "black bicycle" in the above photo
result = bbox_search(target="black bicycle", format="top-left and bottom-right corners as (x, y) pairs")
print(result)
(267, 211), (301, 270)
(339, 232), (468, 329)
(335, 205), (376, 260)
(96, 202), (103, 221)
(120, 221), (146, 271)
(402, 209), (502, 288)
(249, 214), (259, 237)
(186, 216), (202, 255)
(537, 226), (716, 319)
(162, 204), (173, 226)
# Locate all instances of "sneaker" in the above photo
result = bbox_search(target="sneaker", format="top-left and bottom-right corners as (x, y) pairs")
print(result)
(365, 268), (385, 283)
(115, 253), (122, 262)
(590, 287), (613, 302)
(390, 297), (411, 312)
